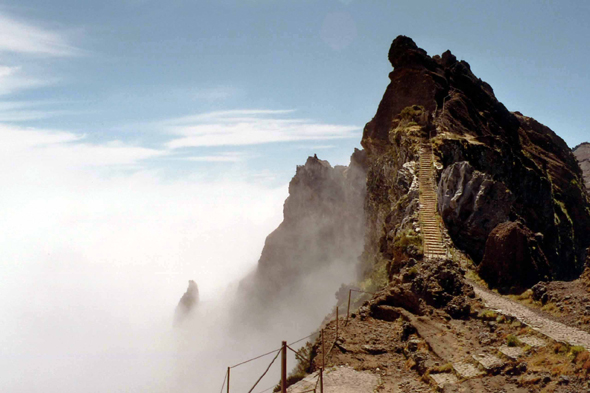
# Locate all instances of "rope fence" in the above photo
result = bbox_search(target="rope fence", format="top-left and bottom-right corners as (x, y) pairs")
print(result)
(218, 287), (376, 393)
(247, 349), (281, 393)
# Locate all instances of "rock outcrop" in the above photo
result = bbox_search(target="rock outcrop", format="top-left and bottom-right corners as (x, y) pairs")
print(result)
(237, 149), (368, 315)
(438, 161), (515, 262)
(478, 221), (552, 290)
(174, 280), (199, 325)
(573, 142), (590, 192)
(360, 35), (590, 286)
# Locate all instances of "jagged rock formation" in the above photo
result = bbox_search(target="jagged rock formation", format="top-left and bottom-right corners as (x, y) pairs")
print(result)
(573, 142), (590, 192)
(238, 149), (368, 314)
(361, 36), (590, 287)
(174, 280), (199, 325)
(438, 161), (515, 262)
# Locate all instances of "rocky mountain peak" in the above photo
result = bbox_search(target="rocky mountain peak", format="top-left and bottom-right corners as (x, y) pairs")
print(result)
(361, 36), (590, 289)
(388, 35), (432, 69)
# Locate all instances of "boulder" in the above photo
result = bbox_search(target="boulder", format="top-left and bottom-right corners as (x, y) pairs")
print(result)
(478, 221), (552, 291)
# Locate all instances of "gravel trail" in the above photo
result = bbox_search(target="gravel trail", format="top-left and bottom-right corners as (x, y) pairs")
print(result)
(473, 285), (590, 350)
(287, 366), (379, 393)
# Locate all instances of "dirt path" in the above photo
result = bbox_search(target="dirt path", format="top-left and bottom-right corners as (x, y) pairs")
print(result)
(287, 366), (379, 393)
(473, 284), (590, 350)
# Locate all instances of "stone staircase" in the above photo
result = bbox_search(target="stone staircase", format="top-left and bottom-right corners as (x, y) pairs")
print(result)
(418, 140), (447, 259)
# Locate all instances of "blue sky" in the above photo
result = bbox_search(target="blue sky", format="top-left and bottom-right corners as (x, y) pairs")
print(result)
(1, 0), (588, 184)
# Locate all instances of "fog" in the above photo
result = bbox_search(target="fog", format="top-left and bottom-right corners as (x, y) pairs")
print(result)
(0, 125), (359, 392)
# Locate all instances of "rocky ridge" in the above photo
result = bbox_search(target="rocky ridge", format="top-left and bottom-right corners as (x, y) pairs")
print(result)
(224, 36), (590, 392)
(284, 36), (590, 392)
(361, 36), (590, 288)
(237, 149), (368, 317)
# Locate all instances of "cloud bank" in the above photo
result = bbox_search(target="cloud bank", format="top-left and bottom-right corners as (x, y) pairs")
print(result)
(0, 122), (287, 393)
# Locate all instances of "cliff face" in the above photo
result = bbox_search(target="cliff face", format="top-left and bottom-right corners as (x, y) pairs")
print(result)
(361, 36), (590, 286)
(574, 142), (590, 192)
(238, 149), (368, 314)
(237, 36), (588, 315)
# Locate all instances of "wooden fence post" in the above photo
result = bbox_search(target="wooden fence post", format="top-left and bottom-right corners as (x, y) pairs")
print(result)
(319, 367), (324, 393)
(227, 367), (230, 393)
(321, 329), (325, 369)
(281, 341), (287, 393)
(346, 289), (352, 324)
(335, 307), (339, 339)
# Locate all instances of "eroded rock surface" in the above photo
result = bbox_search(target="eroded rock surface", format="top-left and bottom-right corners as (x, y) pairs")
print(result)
(438, 161), (514, 262)
(573, 142), (590, 192)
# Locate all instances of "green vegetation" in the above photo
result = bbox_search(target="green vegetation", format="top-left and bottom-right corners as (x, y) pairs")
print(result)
(399, 105), (425, 120)
(478, 309), (498, 321)
(393, 228), (424, 257)
(506, 334), (521, 347)
(569, 345), (586, 361)
(431, 362), (454, 373)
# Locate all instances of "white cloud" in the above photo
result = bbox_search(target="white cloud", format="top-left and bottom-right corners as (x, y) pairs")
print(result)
(0, 12), (79, 56)
(0, 124), (165, 171)
(0, 65), (51, 95)
(0, 121), (287, 392)
(0, 101), (71, 121)
(163, 109), (359, 148)
(184, 151), (254, 162)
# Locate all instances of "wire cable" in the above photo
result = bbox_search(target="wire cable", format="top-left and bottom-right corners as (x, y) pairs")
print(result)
(230, 346), (282, 369)
(218, 371), (227, 393)
(254, 384), (277, 393)
(286, 345), (310, 365)
(288, 332), (318, 346)
(247, 349), (281, 393)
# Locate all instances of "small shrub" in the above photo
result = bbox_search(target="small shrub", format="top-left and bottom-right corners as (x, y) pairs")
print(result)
(431, 363), (454, 373)
(570, 346), (587, 361)
(393, 229), (423, 257)
(478, 309), (498, 321)
(506, 335), (521, 347)
(553, 343), (569, 355)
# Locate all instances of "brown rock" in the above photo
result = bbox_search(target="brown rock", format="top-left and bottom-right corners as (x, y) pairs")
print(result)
(361, 35), (590, 282)
(478, 221), (552, 290)
(369, 305), (401, 322)
(573, 142), (590, 192)
(372, 284), (423, 315)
